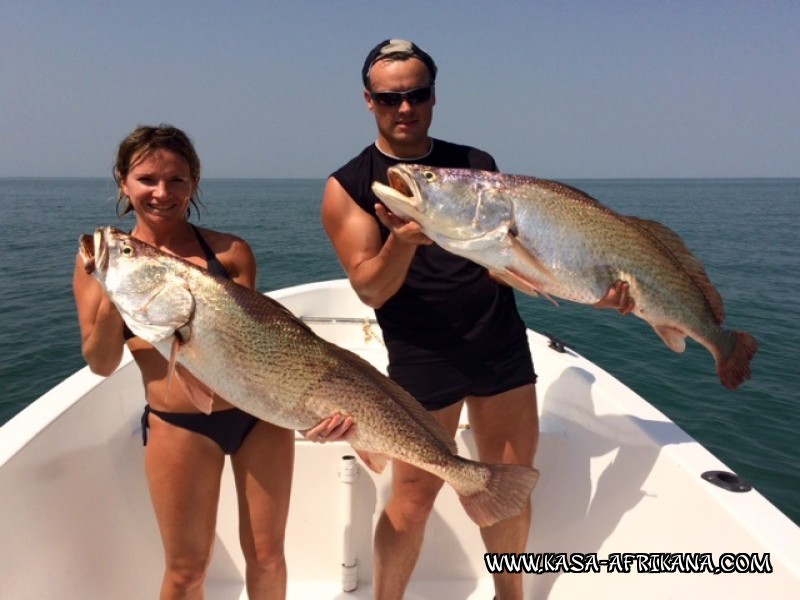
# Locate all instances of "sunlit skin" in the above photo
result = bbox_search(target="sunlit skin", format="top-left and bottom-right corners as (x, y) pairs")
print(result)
(319, 51), (635, 600)
(74, 145), (294, 600)
(365, 57), (435, 159)
(121, 149), (196, 240)
(117, 150), (357, 440)
(93, 150), (250, 411)
(318, 55), (633, 434)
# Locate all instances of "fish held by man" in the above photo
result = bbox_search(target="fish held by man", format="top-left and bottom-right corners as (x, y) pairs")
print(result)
(78, 226), (539, 527)
(371, 165), (758, 390)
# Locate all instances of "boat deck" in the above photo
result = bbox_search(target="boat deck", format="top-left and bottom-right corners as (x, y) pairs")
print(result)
(2, 280), (798, 599)
(209, 581), (497, 600)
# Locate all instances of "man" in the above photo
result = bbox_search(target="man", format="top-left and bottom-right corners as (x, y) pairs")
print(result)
(320, 39), (631, 600)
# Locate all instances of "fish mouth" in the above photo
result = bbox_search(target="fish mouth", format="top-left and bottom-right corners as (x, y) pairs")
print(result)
(79, 227), (110, 275)
(371, 165), (425, 221)
(387, 167), (414, 197)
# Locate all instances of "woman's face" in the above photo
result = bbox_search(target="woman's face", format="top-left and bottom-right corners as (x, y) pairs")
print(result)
(120, 149), (195, 227)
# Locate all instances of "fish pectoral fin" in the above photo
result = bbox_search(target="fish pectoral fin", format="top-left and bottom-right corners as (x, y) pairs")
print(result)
(503, 267), (559, 306)
(489, 270), (538, 296)
(174, 365), (216, 414)
(119, 312), (176, 343)
(176, 323), (192, 344)
(440, 225), (510, 251)
(507, 233), (558, 282)
(165, 336), (215, 414)
(354, 449), (389, 474)
(496, 234), (560, 305)
(165, 336), (182, 404)
(653, 324), (687, 353)
(181, 373), (215, 414)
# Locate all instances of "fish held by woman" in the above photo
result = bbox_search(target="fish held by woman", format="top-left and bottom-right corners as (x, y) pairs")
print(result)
(371, 165), (758, 390)
(78, 226), (539, 527)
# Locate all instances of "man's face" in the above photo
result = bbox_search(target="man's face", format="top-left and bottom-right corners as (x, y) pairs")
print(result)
(365, 57), (435, 157)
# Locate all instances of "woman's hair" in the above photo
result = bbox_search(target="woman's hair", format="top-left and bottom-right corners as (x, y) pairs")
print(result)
(114, 124), (202, 217)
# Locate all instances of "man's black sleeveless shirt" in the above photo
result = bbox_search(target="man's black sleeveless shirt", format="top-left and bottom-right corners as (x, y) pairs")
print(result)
(331, 139), (528, 364)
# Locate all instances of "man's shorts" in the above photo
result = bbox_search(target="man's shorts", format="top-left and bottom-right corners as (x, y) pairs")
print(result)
(388, 337), (537, 411)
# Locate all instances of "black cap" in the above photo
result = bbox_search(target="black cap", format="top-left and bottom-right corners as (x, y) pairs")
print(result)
(361, 39), (438, 88)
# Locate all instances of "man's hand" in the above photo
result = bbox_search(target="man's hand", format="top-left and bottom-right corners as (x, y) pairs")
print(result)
(593, 280), (635, 315)
(375, 204), (433, 247)
(301, 413), (355, 443)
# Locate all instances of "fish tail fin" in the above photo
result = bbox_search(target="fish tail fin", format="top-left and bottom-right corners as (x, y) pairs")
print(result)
(458, 464), (540, 527)
(717, 331), (758, 390)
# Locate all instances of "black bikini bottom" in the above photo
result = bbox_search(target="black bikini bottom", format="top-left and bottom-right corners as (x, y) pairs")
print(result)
(141, 405), (259, 455)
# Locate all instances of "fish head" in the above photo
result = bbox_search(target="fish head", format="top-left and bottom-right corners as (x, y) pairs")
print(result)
(79, 226), (161, 286)
(78, 226), (194, 343)
(79, 226), (132, 280)
(371, 164), (514, 243)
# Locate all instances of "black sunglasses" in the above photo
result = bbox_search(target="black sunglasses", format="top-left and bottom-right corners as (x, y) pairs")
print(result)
(370, 86), (434, 107)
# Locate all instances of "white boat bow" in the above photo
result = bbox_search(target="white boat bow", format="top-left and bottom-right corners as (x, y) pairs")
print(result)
(1, 279), (798, 599)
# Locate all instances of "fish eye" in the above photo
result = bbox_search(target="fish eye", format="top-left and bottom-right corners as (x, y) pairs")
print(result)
(121, 245), (133, 256)
(423, 171), (437, 182)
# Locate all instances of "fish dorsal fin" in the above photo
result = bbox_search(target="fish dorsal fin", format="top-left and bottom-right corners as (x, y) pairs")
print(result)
(327, 343), (458, 455)
(226, 281), (319, 336)
(624, 216), (725, 324)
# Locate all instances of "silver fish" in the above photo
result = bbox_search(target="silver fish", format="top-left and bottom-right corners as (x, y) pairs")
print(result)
(78, 226), (539, 527)
(372, 165), (758, 390)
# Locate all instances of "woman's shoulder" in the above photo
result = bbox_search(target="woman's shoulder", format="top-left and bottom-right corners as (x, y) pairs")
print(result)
(193, 226), (256, 287)
(194, 226), (252, 253)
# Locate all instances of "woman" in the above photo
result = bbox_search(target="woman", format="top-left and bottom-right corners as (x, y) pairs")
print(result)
(73, 125), (348, 599)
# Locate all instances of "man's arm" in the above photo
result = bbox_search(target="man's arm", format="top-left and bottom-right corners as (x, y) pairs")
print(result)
(321, 176), (431, 309)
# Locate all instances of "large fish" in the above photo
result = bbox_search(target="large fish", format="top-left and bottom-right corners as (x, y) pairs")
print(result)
(78, 226), (538, 527)
(372, 165), (758, 390)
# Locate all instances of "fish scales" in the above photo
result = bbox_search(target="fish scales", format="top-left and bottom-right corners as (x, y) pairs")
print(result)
(165, 269), (444, 448)
(513, 181), (710, 311)
(79, 227), (538, 526)
(222, 286), (452, 453)
(372, 165), (757, 390)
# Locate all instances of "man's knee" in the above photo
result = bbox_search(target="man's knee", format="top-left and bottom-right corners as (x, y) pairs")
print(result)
(386, 475), (445, 526)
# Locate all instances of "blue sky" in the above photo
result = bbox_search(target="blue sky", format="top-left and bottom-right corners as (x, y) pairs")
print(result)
(2, 1), (798, 179)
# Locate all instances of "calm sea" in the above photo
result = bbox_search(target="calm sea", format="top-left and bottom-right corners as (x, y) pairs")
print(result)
(1, 177), (797, 525)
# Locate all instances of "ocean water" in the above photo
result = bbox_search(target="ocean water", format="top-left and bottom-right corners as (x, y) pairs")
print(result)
(1, 177), (798, 526)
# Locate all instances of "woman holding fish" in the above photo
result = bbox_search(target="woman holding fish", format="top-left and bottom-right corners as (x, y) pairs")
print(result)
(72, 125), (334, 599)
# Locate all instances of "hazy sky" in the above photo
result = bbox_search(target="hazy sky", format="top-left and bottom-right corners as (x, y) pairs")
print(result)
(2, 1), (798, 179)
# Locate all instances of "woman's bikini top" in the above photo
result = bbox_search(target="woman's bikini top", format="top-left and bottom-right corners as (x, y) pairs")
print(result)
(123, 225), (231, 341)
